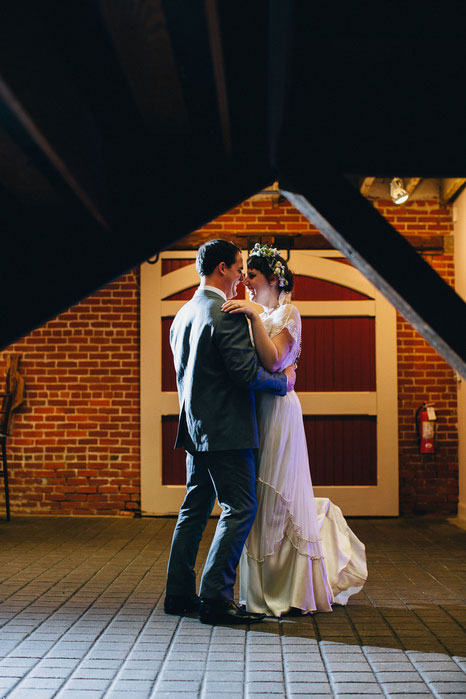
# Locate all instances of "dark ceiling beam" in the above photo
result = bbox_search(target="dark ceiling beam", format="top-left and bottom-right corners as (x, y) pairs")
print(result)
(0, 124), (60, 206)
(405, 177), (422, 197)
(99, 0), (190, 136)
(360, 177), (375, 197)
(168, 229), (446, 253)
(160, 0), (227, 153)
(441, 178), (466, 204)
(0, 79), (109, 229)
(204, 0), (232, 155)
(267, 0), (293, 165)
(278, 168), (466, 378)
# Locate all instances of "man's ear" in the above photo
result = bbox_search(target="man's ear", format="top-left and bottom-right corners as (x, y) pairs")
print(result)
(218, 261), (226, 276)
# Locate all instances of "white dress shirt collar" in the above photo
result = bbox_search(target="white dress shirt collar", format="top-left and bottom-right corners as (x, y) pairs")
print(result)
(201, 285), (227, 302)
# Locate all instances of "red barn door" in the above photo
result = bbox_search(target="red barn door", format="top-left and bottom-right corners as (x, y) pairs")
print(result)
(141, 250), (398, 515)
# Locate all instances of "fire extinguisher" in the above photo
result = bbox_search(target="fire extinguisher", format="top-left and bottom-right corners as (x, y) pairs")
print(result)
(415, 402), (437, 454)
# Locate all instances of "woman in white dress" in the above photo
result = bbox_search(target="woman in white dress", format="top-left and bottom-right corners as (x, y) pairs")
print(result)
(222, 244), (367, 617)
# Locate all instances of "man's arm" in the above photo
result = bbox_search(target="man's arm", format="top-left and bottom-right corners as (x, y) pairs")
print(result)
(214, 312), (293, 395)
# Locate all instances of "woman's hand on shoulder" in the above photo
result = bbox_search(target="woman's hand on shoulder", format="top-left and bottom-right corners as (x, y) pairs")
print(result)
(221, 299), (258, 319)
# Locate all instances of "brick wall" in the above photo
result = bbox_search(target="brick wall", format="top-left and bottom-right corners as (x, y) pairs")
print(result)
(376, 201), (458, 516)
(0, 271), (140, 516)
(0, 198), (458, 516)
(196, 196), (317, 241)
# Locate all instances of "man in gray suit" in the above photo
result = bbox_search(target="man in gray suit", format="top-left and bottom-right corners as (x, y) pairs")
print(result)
(164, 239), (295, 625)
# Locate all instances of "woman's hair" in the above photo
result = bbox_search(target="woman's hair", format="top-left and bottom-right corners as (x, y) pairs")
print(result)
(196, 239), (241, 277)
(247, 247), (294, 293)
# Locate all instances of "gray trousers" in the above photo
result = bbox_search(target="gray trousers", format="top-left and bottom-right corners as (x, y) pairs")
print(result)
(166, 448), (257, 601)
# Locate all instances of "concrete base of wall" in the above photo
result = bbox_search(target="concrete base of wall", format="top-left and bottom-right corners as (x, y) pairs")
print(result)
(449, 503), (466, 530)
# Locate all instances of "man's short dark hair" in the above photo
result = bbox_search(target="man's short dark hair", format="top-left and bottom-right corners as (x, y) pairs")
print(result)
(196, 239), (241, 277)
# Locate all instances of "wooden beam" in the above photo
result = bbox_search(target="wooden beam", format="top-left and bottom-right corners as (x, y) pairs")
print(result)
(204, 0), (232, 154)
(277, 167), (466, 379)
(404, 177), (422, 195)
(99, 0), (189, 134)
(360, 177), (375, 196)
(251, 180), (280, 201)
(0, 124), (60, 205)
(441, 178), (466, 203)
(0, 79), (109, 229)
(165, 230), (445, 253)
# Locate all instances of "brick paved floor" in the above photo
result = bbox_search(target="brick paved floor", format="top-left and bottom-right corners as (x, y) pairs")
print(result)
(0, 516), (465, 698)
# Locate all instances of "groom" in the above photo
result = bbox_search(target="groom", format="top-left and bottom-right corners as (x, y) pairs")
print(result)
(164, 239), (296, 625)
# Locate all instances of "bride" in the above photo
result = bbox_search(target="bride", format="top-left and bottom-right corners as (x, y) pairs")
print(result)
(222, 243), (367, 617)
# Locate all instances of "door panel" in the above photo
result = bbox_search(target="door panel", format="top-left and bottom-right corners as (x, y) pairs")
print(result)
(304, 415), (377, 486)
(162, 415), (186, 486)
(161, 317), (176, 392)
(162, 259), (194, 275)
(294, 274), (371, 301)
(296, 317), (375, 392)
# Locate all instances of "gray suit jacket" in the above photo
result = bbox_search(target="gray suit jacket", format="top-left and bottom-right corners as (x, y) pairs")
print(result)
(170, 288), (287, 452)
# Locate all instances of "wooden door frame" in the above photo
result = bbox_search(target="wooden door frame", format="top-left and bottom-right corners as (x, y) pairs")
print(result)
(140, 250), (398, 516)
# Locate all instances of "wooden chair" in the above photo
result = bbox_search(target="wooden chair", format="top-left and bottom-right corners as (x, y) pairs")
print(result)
(0, 356), (25, 521)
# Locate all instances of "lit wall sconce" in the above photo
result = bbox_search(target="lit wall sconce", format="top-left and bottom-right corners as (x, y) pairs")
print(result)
(390, 177), (409, 205)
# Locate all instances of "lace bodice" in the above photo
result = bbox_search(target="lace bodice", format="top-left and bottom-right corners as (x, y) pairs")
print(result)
(260, 303), (301, 370)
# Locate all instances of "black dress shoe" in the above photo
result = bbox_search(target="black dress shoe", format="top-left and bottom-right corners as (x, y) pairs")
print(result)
(284, 607), (304, 617)
(164, 594), (201, 615)
(199, 599), (266, 625)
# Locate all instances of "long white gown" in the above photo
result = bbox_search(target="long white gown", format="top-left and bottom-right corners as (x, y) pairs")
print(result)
(239, 303), (368, 617)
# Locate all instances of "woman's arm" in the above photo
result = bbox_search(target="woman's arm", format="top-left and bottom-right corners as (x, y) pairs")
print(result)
(221, 300), (294, 372)
(250, 314), (294, 372)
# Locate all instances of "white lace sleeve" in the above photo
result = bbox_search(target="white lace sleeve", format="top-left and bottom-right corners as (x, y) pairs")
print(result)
(283, 304), (301, 344)
(262, 304), (302, 366)
(261, 303), (301, 368)
(268, 303), (301, 340)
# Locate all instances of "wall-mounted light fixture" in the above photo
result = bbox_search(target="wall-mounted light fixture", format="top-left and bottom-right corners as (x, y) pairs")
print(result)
(390, 177), (409, 205)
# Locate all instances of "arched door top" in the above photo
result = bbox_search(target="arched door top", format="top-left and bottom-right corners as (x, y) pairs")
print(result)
(160, 250), (376, 300)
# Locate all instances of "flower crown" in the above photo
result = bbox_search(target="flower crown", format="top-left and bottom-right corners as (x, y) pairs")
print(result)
(249, 243), (287, 288)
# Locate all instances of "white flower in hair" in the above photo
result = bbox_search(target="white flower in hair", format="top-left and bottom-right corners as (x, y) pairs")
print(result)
(250, 243), (287, 288)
